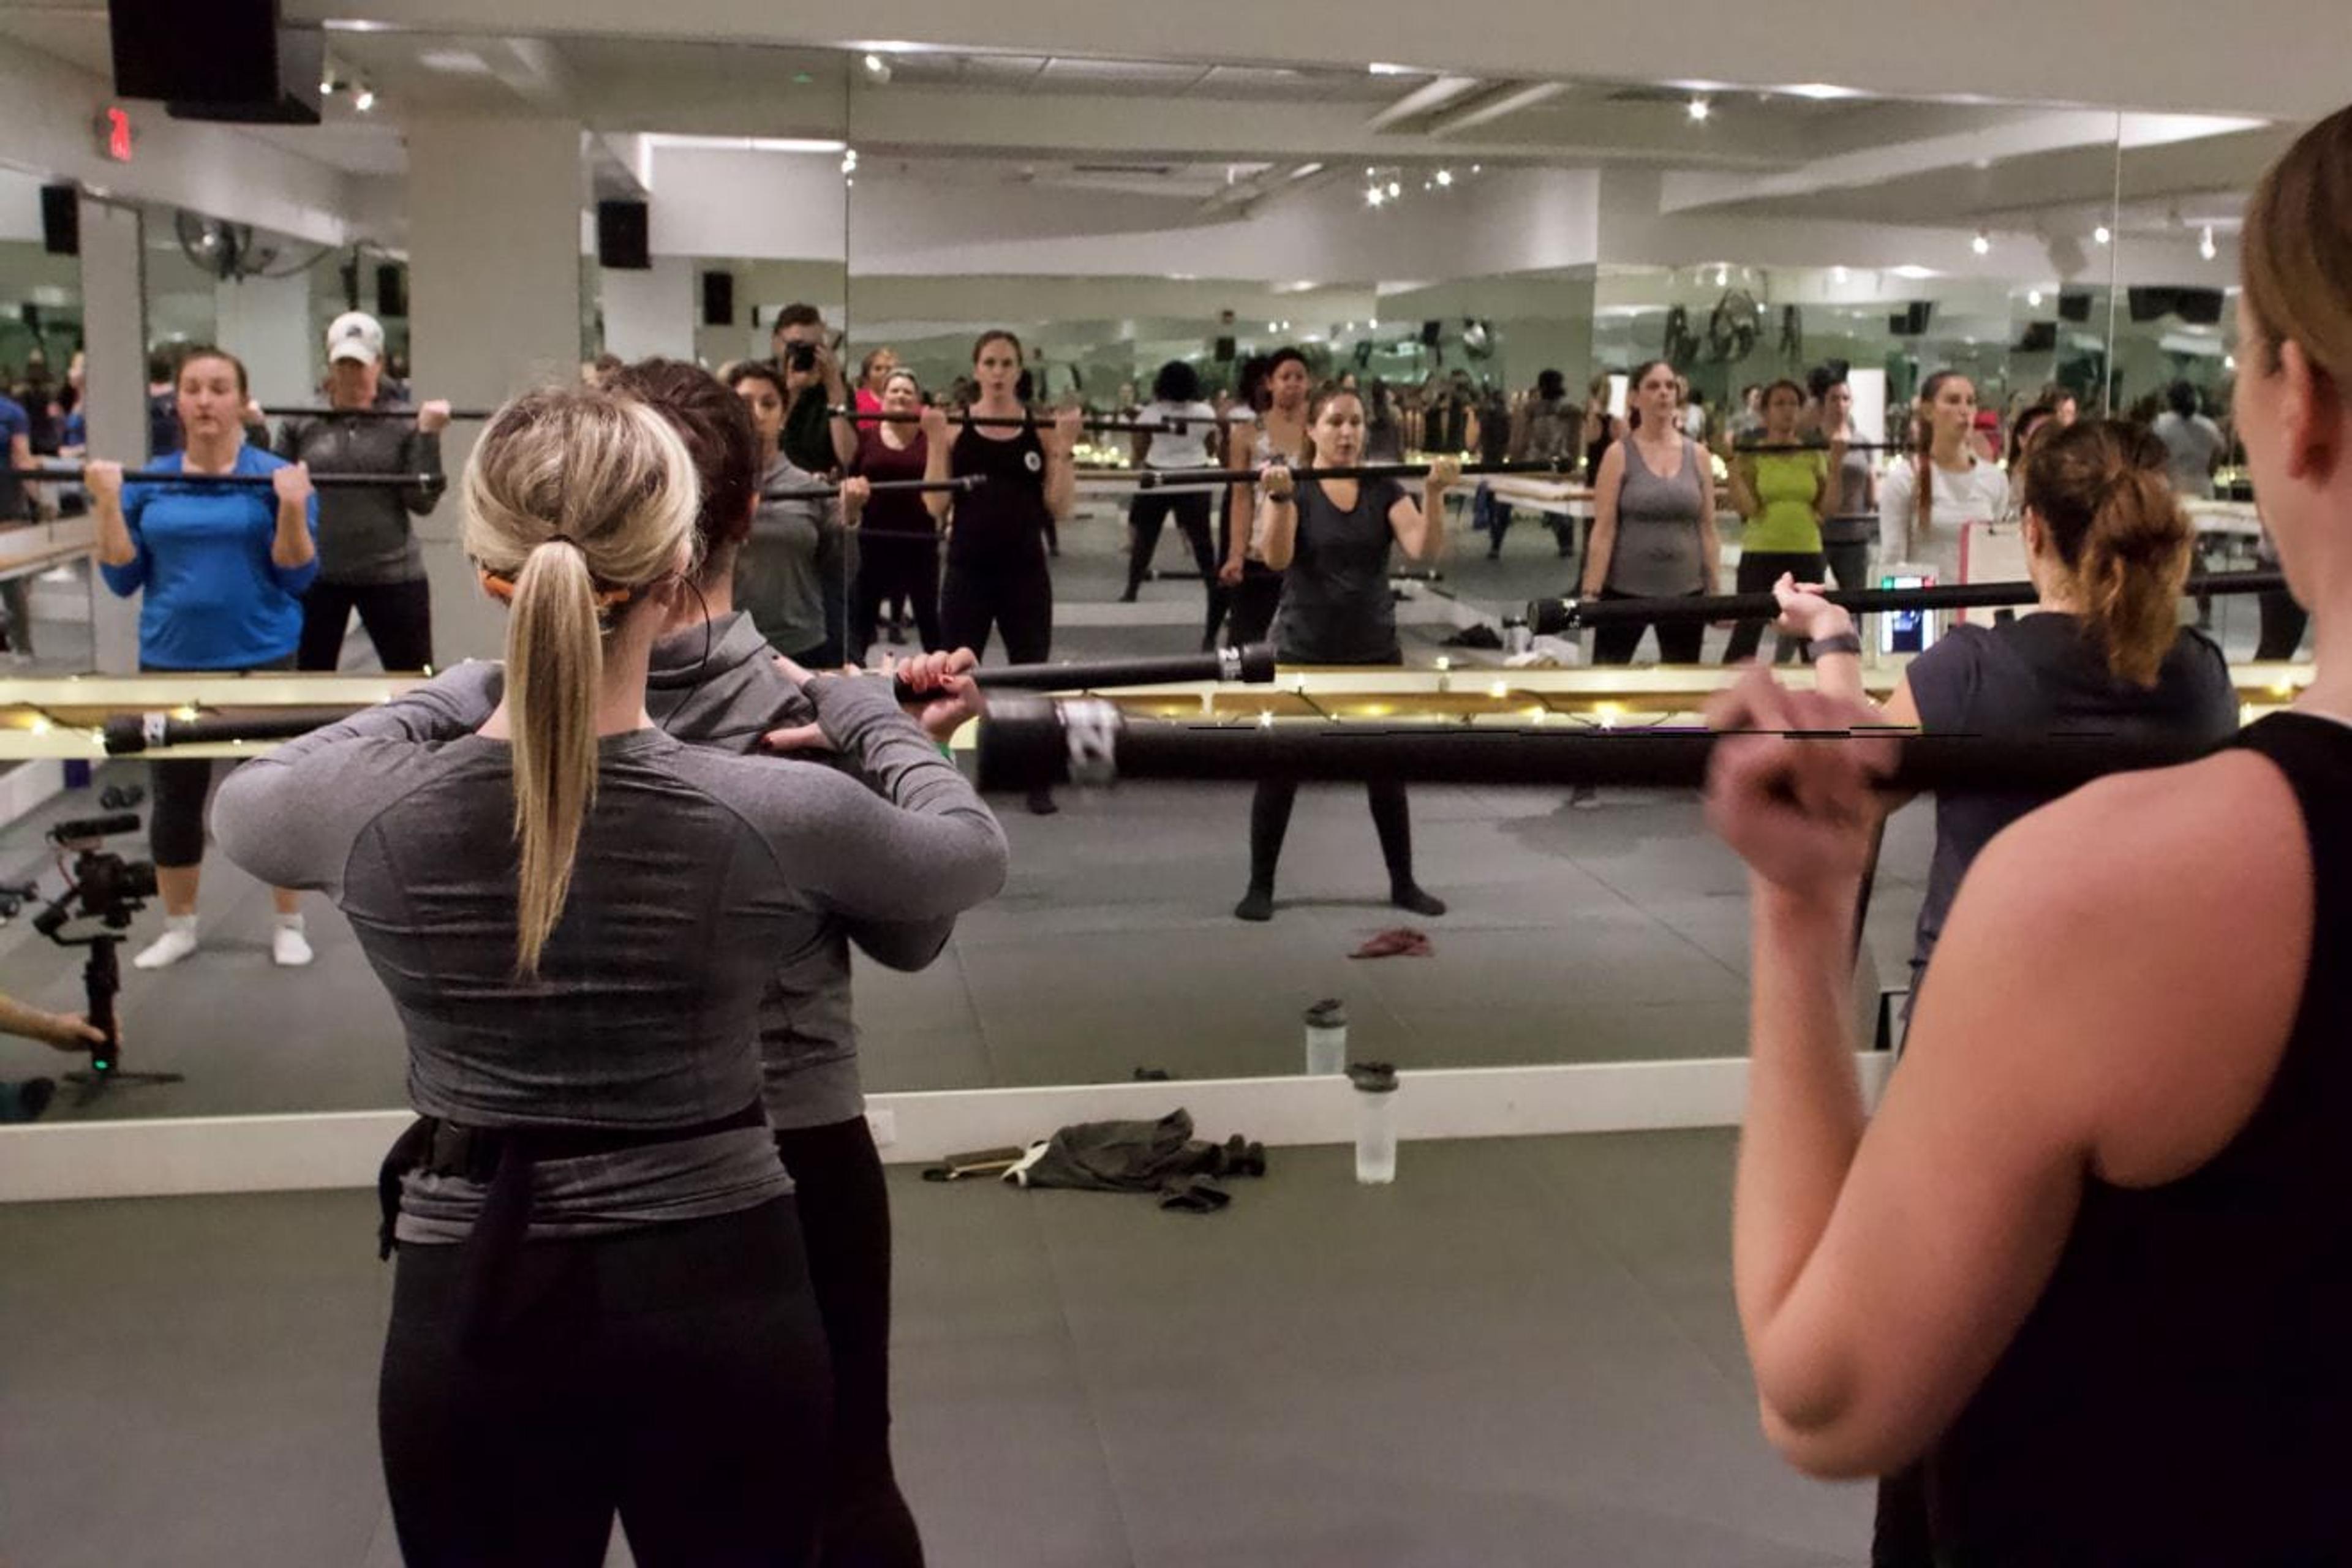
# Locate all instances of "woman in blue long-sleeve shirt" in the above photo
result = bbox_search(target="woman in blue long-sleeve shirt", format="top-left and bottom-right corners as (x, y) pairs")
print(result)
(89, 345), (322, 971)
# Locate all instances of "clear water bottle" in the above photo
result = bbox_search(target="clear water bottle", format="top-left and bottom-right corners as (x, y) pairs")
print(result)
(1502, 616), (1533, 657)
(1303, 998), (1348, 1076)
(1348, 1061), (1399, 1185)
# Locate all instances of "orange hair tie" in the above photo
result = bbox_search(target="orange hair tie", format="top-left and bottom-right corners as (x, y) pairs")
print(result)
(477, 568), (633, 609)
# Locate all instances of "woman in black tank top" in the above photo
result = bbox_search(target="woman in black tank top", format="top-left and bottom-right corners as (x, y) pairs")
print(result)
(1695, 105), (2352, 1562)
(921, 330), (1079, 812)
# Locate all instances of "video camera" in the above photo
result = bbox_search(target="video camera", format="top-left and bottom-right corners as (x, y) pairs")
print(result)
(0, 786), (159, 1085)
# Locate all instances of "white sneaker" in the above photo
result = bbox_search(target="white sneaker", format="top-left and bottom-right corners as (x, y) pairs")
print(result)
(273, 918), (314, 968)
(134, 918), (200, 970)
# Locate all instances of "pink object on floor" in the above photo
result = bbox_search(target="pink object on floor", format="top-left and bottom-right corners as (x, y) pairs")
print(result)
(1351, 927), (1433, 959)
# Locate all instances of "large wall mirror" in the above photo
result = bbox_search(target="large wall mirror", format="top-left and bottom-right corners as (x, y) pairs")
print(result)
(0, 29), (2301, 1127)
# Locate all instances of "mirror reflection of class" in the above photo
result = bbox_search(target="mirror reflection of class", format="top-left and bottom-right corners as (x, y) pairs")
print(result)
(0, 34), (2302, 1135)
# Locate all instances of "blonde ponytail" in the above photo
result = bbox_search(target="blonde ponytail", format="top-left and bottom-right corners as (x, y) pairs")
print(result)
(504, 540), (605, 974)
(463, 387), (700, 976)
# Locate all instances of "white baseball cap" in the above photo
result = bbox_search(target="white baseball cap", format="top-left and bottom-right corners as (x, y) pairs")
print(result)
(326, 311), (385, 364)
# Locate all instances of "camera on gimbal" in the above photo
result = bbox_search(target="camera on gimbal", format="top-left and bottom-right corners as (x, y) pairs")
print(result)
(0, 787), (167, 1093)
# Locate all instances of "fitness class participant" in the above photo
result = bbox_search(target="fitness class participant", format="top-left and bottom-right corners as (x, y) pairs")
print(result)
(281, 311), (448, 674)
(854, 347), (900, 417)
(1776, 415), (2239, 1565)
(1879, 371), (2008, 587)
(1705, 102), (2352, 1562)
(1487, 368), (1577, 559)
(846, 368), (944, 662)
(733, 361), (860, 668)
(1119, 360), (1222, 617)
(89, 345), (320, 971)
(614, 356), (981, 1566)
(1999, 401), (2059, 521)
(1219, 347), (1310, 648)
(1581, 373), (1621, 483)
(213, 383), (1006, 1567)
(924, 330), (1078, 814)
(1234, 383), (1455, 922)
(771, 303), (851, 475)
(1723, 380), (1833, 664)
(1812, 371), (1875, 592)
(1584, 358), (1723, 666)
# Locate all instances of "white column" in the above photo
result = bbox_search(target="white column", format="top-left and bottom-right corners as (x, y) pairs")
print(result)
(213, 271), (316, 409)
(78, 197), (145, 674)
(405, 115), (586, 664)
(599, 255), (694, 362)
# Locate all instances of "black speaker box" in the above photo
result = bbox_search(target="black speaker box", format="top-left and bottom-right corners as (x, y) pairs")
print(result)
(1888, 301), (1932, 337)
(111, 0), (322, 124)
(39, 186), (78, 256)
(2057, 290), (2094, 323)
(701, 270), (734, 327)
(597, 201), (651, 271)
(2017, 321), (2058, 353)
(1420, 320), (1442, 347)
(2128, 286), (2225, 326)
(376, 263), (407, 318)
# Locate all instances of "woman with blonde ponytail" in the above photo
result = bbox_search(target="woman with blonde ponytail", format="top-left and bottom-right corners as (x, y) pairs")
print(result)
(214, 383), (1006, 1566)
(1703, 101), (2352, 1562)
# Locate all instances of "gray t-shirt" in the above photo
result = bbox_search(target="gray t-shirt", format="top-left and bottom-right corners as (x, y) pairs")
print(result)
(644, 609), (974, 1130)
(1607, 437), (1709, 597)
(1272, 477), (1408, 666)
(2153, 411), (2225, 500)
(1905, 615), (2238, 984)
(212, 662), (1008, 1241)
(734, 450), (845, 658)
(274, 407), (443, 584)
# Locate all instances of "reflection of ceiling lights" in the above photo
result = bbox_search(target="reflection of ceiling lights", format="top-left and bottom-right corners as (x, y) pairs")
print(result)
(1434, 169), (1453, 187)
(1386, 179), (1401, 198)
(1368, 62), (1417, 75)
(1830, 265), (1849, 283)
(2094, 225), (2112, 246)
(1289, 163), (1324, 181)
(643, 134), (850, 155)
(2029, 288), (2045, 307)
(861, 53), (892, 84)
(1890, 264), (1939, 279)
(1714, 265), (1729, 287)
(1778, 82), (1864, 100)
(354, 88), (375, 112)
(841, 148), (858, 174)
(1687, 97), (1711, 123)
(1972, 230), (1991, 255)
(1365, 186), (1385, 208)
(2200, 225), (2218, 260)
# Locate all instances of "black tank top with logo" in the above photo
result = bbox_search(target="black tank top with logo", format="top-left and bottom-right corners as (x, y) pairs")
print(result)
(1921, 712), (2352, 1560)
(947, 420), (1051, 570)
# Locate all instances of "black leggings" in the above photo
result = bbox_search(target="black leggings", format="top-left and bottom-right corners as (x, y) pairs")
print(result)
(1247, 777), (1418, 896)
(853, 536), (943, 664)
(1125, 492), (1218, 592)
(379, 1197), (832, 1568)
(145, 657), (293, 869)
(1227, 565), (1283, 649)
(1589, 589), (1707, 666)
(775, 1118), (925, 1567)
(297, 577), (434, 673)
(941, 558), (1052, 665)
(1722, 549), (1826, 665)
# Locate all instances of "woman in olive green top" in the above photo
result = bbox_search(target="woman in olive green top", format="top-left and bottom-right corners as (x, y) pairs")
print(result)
(1724, 379), (1836, 663)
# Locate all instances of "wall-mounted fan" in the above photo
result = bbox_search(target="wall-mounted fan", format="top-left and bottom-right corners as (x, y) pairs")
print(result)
(174, 210), (330, 282)
(1704, 290), (1761, 363)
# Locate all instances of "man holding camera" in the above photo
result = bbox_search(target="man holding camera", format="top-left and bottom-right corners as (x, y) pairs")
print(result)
(0, 997), (107, 1123)
(771, 303), (852, 476)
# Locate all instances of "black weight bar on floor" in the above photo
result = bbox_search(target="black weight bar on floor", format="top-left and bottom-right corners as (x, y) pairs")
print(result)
(261, 405), (496, 421)
(22, 466), (444, 492)
(764, 475), (982, 502)
(96, 646), (1281, 755)
(1137, 458), (1575, 491)
(973, 696), (2217, 796)
(1145, 567), (1442, 583)
(1526, 571), (2286, 636)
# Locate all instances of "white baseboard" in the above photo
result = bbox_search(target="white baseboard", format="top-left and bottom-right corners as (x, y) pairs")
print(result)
(0, 1054), (1892, 1203)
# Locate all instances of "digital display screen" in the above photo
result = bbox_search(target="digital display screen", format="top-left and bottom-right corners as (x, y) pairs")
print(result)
(1879, 573), (1937, 655)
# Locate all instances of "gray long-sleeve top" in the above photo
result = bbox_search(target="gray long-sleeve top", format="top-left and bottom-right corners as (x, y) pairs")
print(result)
(274, 406), (443, 584)
(644, 609), (962, 1129)
(733, 451), (846, 659)
(211, 662), (1008, 1241)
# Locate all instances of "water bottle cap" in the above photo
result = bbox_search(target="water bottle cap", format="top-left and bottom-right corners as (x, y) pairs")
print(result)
(1305, 998), (1347, 1028)
(1346, 1061), (1398, 1094)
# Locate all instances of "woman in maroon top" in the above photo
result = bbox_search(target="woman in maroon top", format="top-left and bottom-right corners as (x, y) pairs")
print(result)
(846, 368), (941, 661)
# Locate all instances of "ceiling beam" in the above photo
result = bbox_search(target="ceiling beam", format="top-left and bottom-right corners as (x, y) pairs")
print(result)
(1365, 75), (1483, 132)
(1425, 81), (1565, 138)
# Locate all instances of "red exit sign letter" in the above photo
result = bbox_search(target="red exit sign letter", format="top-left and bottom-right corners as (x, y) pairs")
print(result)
(95, 106), (134, 163)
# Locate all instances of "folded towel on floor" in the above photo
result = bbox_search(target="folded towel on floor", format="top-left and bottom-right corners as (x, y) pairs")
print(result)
(1351, 927), (1433, 959)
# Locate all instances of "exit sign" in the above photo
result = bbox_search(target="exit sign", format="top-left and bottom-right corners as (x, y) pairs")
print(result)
(94, 106), (134, 163)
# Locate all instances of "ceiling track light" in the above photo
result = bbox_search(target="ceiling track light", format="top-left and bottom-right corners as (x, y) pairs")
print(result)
(1687, 96), (1711, 122)
(2094, 224), (2112, 246)
(1971, 230), (1991, 255)
(2199, 224), (2218, 260)
(353, 86), (376, 112)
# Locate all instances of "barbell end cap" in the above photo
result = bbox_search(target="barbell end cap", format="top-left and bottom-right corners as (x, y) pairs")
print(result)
(101, 715), (148, 756)
(1234, 643), (1278, 685)
(974, 695), (1069, 794)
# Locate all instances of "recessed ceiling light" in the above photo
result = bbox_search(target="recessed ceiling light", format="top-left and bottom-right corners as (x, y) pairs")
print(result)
(2028, 288), (2044, 307)
(1890, 264), (1939, 280)
(353, 87), (375, 111)
(1830, 265), (1849, 282)
(2199, 225), (2218, 260)
(1687, 97), (1711, 123)
(1387, 179), (1401, 198)
(1368, 62), (1417, 76)
(2094, 225), (2112, 246)
(1365, 187), (1385, 207)
(1972, 230), (1991, 255)
(1434, 169), (1453, 187)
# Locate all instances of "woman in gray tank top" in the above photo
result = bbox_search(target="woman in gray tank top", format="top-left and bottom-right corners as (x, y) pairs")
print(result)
(1583, 358), (1721, 666)
(1814, 372), (1877, 593)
